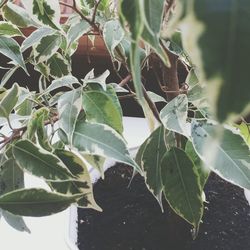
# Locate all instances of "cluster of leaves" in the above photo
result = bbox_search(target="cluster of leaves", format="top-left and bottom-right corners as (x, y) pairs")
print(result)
(0, 0), (249, 236)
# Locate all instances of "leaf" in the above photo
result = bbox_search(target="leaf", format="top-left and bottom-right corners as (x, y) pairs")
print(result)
(0, 65), (19, 87)
(235, 122), (250, 146)
(147, 91), (167, 103)
(141, 126), (167, 204)
(83, 70), (109, 91)
(0, 188), (81, 217)
(47, 52), (71, 79)
(58, 89), (82, 145)
(82, 90), (123, 134)
(12, 140), (75, 181)
(50, 150), (101, 211)
(0, 158), (30, 233)
(33, 33), (62, 64)
(67, 18), (90, 46)
(103, 20), (125, 58)
(0, 21), (23, 37)
(21, 0), (60, 29)
(2, 2), (36, 28)
(45, 75), (79, 94)
(0, 37), (27, 73)
(185, 140), (210, 189)
(21, 27), (55, 52)
(160, 94), (189, 137)
(0, 83), (19, 118)
(83, 154), (105, 179)
(161, 147), (203, 228)
(178, 0), (250, 121)
(191, 120), (250, 189)
(73, 121), (141, 173)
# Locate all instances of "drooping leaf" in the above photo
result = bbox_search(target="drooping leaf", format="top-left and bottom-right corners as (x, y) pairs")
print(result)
(185, 140), (210, 189)
(21, 27), (55, 52)
(33, 33), (62, 64)
(21, 0), (61, 29)
(191, 120), (250, 189)
(73, 121), (141, 173)
(2, 2), (36, 28)
(103, 20), (125, 58)
(0, 83), (19, 118)
(12, 140), (75, 181)
(160, 94), (189, 137)
(0, 188), (81, 217)
(0, 37), (27, 73)
(0, 65), (19, 87)
(178, 0), (250, 121)
(58, 89), (82, 145)
(161, 147), (203, 228)
(50, 150), (101, 211)
(47, 52), (71, 79)
(0, 21), (23, 37)
(82, 90), (123, 134)
(141, 126), (167, 204)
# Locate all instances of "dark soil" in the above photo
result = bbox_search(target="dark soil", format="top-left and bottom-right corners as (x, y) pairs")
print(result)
(77, 164), (250, 250)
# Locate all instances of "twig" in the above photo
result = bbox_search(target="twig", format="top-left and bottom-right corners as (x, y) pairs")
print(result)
(92, 0), (102, 24)
(119, 74), (132, 87)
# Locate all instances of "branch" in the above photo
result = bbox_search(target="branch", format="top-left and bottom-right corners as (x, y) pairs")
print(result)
(92, 0), (102, 24)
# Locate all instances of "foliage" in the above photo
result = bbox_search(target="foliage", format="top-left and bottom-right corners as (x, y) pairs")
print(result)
(0, 0), (249, 236)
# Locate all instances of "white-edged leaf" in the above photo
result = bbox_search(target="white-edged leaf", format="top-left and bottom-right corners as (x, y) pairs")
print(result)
(0, 37), (27, 73)
(73, 121), (141, 173)
(0, 21), (23, 37)
(0, 83), (19, 118)
(2, 2), (36, 28)
(147, 91), (167, 103)
(103, 20), (125, 58)
(0, 188), (82, 217)
(21, 27), (55, 52)
(160, 94), (189, 137)
(161, 147), (203, 229)
(191, 120), (250, 189)
(83, 70), (109, 91)
(21, 0), (61, 29)
(33, 33), (62, 63)
(12, 140), (76, 181)
(58, 89), (82, 145)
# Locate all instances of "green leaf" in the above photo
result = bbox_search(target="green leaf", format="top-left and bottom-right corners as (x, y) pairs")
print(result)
(21, 27), (55, 52)
(160, 94), (189, 137)
(0, 21), (23, 37)
(82, 90), (123, 134)
(191, 121), (250, 189)
(0, 83), (19, 118)
(34, 33), (62, 63)
(50, 150), (101, 211)
(141, 126), (167, 204)
(67, 18), (90, 46)
(73, 121), (141, 173)
(161, 147), (203, 228)
(0, 37), (27, 73)
(178, 0), (250, 121)
(2, 2), (36, 28)
(103, 20), (125, 58)
(0, 188), (81, 217)
(12, 140), (75, 181)
(58, 89), (82, 145)
(0, 65), (19, 87)
(235, 122), (250, 146)
(21, 0), (61, 30)
(185, 140), (210, 189)
(47, 52), (71, 79)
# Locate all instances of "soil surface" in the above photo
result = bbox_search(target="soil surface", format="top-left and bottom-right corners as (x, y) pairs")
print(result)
(78, 164), (250, 250)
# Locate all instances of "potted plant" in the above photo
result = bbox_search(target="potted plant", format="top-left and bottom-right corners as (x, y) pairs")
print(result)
(0, 0), (249, 249)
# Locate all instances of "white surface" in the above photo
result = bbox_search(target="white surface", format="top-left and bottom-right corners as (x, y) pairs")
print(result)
(0, 117), (150, 250)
